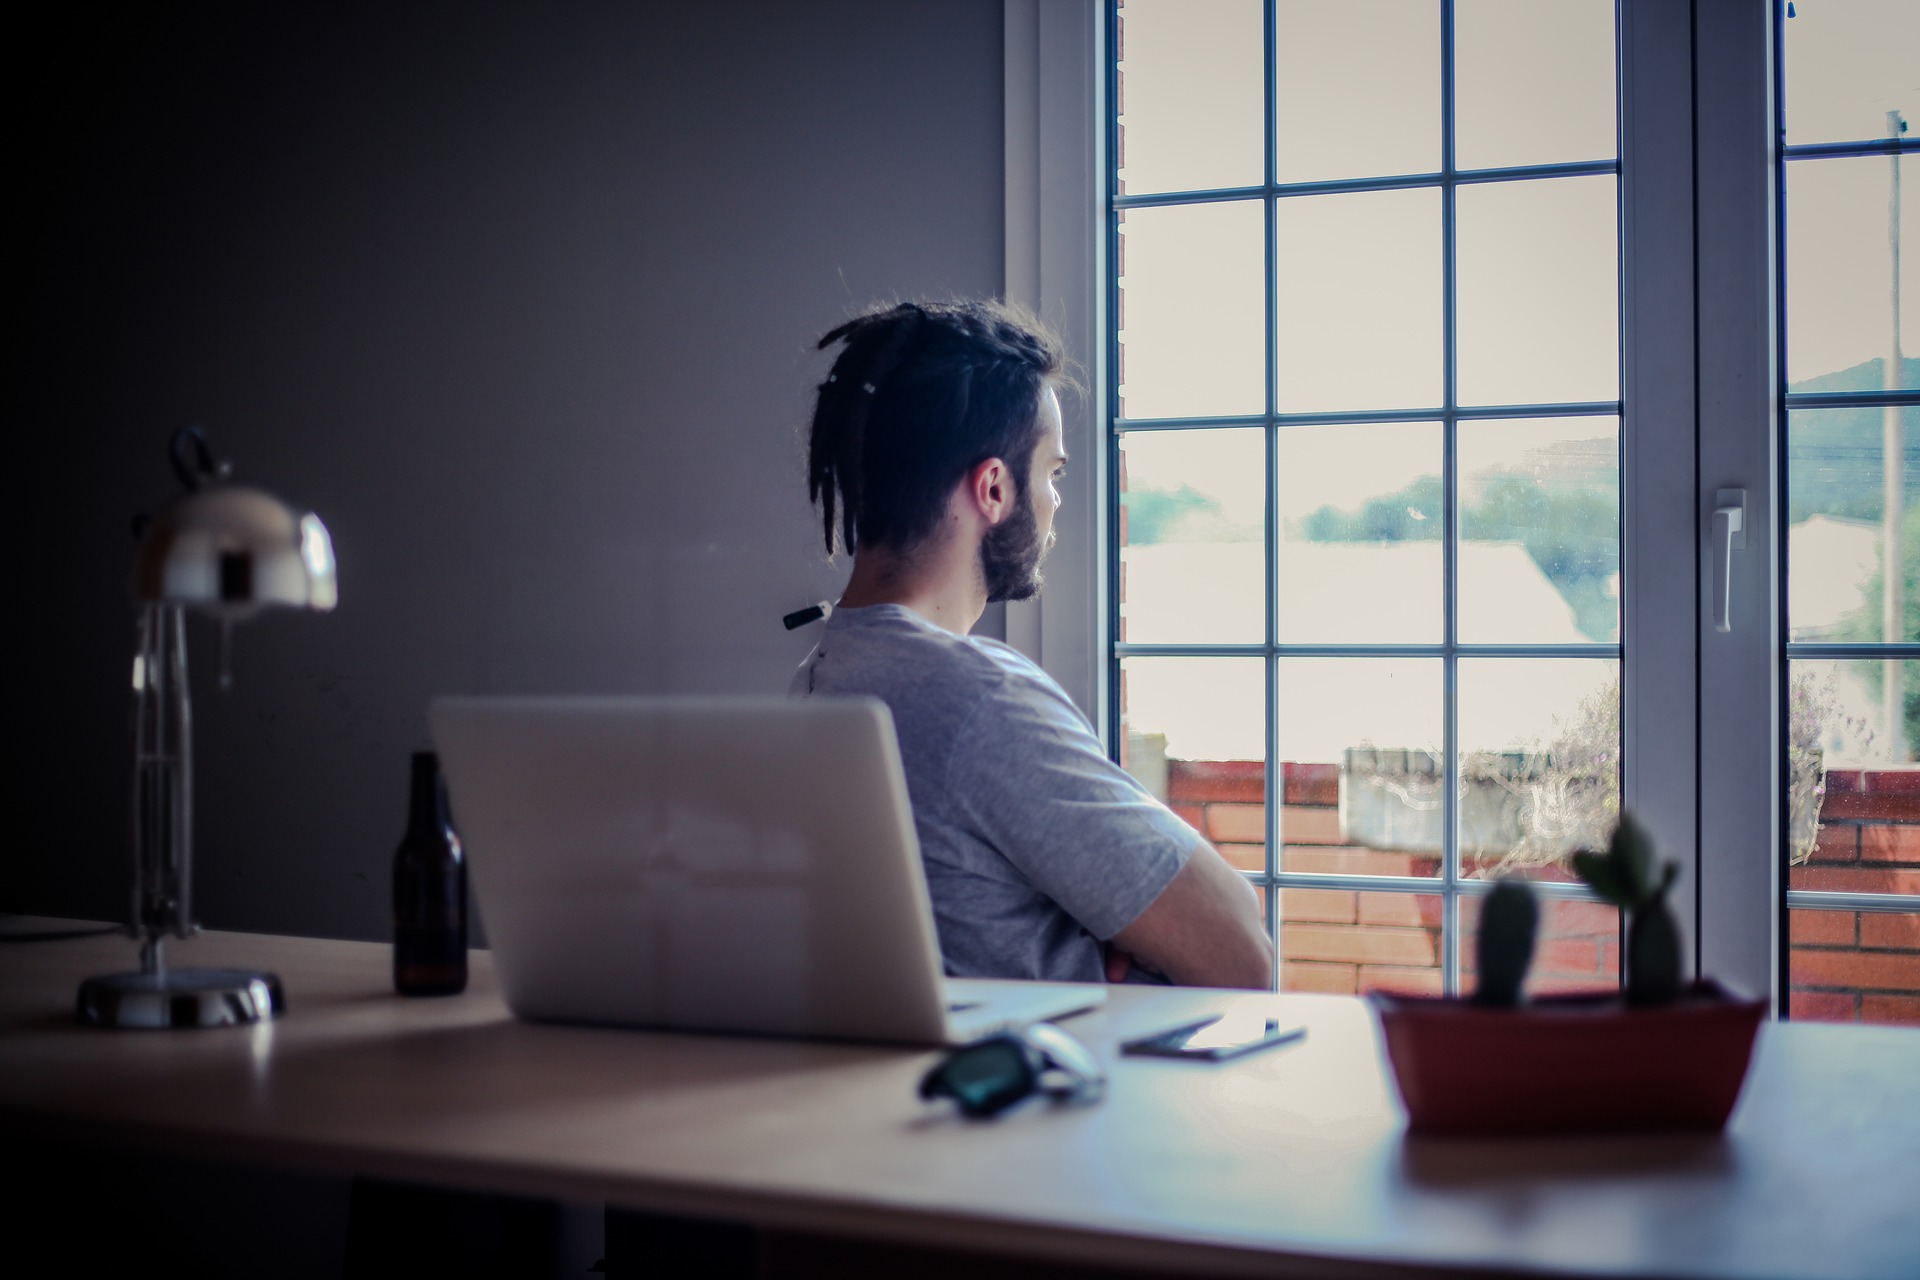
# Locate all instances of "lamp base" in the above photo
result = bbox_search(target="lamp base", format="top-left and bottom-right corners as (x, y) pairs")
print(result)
(77, 967), (285, 1029)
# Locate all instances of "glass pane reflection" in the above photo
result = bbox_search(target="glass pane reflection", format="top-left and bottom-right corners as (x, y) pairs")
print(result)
(1456, 659), (1620, 880)
(1784, 156), (1917, 388)
(1121, 429), (1265, 645)
(1456, 176), (1620, 407)
(1277, 658), (1444, 879)
(1454, 0), (1617, 170)
(1273, 0), (1440, 184)
(1783, 1), (1920, 147)
(1118, 200), (1266, 420)
(1116, 0), (1265, 196)
(1276, 422), (1442, 644)
(1274, 187), (1443, 413)
(1458, 417), (1620, 644)
(1280, 890), (1444, 996)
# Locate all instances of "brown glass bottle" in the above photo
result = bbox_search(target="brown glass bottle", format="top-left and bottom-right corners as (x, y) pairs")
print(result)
(393, 751), (467, 995)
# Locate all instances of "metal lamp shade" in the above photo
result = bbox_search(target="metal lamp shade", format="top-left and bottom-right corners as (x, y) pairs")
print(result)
(134, 485), (337, 615)
(81, 476), (336, 1029)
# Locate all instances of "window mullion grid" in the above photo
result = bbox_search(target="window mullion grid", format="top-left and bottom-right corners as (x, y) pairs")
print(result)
(1262, 0), (1282, 983)
(1440, 0), (1462, 998)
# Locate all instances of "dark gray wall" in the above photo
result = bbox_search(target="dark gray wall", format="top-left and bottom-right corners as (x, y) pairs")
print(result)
(6, 0), (1005, 940)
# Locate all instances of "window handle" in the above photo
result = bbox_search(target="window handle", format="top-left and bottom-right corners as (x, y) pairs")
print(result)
(1712, 488), (1747, 633)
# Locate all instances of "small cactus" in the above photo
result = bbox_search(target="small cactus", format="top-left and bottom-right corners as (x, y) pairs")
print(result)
(1572, 812), (1685, 1005)
(1473, 877), (1539, 1007)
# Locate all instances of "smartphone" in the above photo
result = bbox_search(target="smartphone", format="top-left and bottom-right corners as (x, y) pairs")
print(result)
(1119, 1012), (1307, 1062)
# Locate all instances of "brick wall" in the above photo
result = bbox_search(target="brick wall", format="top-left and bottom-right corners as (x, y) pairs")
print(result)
(1788, 770), (1920, 1024)
(1166, 759), (1920, 1024)
(1167, 759), (1618, 1000)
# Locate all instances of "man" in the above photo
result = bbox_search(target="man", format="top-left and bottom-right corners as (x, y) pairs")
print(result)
(791, 300), (1271, 989)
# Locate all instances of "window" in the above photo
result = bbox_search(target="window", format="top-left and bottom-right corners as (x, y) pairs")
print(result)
(1778, 0), (1920, 1023)
(1111, 0), (1622, 996)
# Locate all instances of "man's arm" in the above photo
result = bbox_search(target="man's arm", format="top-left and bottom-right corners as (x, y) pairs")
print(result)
(1109, 838), (1273, 989)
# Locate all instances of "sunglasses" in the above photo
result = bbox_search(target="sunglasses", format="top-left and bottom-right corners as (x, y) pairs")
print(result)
(918, 1021), (1107, 1119)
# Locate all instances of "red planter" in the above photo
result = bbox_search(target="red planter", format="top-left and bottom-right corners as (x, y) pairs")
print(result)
(1371, 981), (1767, 1136)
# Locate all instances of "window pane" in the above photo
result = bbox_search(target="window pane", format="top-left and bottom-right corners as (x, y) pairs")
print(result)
(1458, 417), (1620, 644)
(1788, 661), (1920, 878)
(1456, 175), (1619, 406)
(1278, 658), (1443, 878)
(1273, 0), (1440, 184)
(1120, 429), (1265, 645)
(1118, 200), (1266, 420)
(1120, 656), (1265, 860)
(1459, 894), (1620, 997)
(1276, 422), (1442, 644)
(1456, 658), (1619, 880)
(1787, 407), (1920, 644)
(1116, 0), (1266, 196)
(1784, 156), (1917, 387)
(1280, 889), (1443, 995)
(1275, 187), (1443, 412)
(1788, 910), (1920, 1026)
(1453, 0), (1617, 171)
(1782, 0), (1920, 148)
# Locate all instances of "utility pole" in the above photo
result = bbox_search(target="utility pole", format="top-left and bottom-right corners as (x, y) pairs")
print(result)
(1884, 109), (1906, 760)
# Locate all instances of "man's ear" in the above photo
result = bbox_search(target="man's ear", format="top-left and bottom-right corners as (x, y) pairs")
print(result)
(964, 456), (1015, 524)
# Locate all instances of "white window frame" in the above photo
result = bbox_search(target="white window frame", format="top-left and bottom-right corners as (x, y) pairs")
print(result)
(1007, 0), (1786, 1004)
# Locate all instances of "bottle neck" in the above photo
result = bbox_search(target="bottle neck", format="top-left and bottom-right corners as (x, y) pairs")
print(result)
(407, 753), (448, 843)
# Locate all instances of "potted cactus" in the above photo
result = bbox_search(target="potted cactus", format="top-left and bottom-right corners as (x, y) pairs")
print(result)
(1372, 813), (1767, 1136)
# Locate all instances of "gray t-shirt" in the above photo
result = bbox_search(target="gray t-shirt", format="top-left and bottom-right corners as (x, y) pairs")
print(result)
(789, 603), (1194, 982)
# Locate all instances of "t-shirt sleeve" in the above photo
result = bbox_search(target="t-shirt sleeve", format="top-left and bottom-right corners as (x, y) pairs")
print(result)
(944, 676), (1198, 941)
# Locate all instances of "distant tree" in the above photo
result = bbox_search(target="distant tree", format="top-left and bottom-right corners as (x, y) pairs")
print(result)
(1122, 483), (1221, 545)
(1295, 470), (1618, 641)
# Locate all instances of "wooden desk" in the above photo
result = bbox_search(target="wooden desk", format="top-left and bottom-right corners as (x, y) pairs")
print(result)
(3, 921), (1918, 1279)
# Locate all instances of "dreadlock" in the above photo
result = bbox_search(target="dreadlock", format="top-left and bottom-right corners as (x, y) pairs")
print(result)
(806, 299), (1068, 557)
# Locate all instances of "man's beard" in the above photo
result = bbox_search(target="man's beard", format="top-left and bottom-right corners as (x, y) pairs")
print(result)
(981, 479), (1052, 603)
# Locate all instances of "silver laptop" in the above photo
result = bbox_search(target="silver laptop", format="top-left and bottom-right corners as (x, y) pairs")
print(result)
(428, 696), (1104, 1046)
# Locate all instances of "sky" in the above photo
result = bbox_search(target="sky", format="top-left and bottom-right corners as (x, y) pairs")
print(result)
(1113, 0), (1918, 768)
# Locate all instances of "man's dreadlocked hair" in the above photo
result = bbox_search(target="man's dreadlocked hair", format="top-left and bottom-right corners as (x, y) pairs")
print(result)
(806, 299), (1067, 556)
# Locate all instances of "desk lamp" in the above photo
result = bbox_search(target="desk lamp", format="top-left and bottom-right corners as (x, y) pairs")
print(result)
(77, 427), (337, 1028)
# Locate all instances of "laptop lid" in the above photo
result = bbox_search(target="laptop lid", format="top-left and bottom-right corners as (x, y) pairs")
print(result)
(429, 695), (956, 1044)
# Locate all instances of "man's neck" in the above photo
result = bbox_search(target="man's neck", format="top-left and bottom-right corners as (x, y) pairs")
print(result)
(837, 542), (986, 635)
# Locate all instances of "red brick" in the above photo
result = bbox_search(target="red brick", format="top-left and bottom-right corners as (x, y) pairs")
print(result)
(1810, 823), (1861, 863)
(1277, 888), (1356, 924)
(1281, 961), (1357, 994)
(1861, 824), (1920, 863)
(1546, 899), (1621, 937)
(1282, 761), (1339, 807)
(1789, 910), (1858, 946)
(1824, 769), (1865, 795)
(1816, 791), (1920, 822)
(1788, 866), (1920, 895)
(1215, 842), (1265, 873)
(1791, 949), (1920, 991)
(1206, 802), (1266, 844)
(1279, 805), (1342, 844)
(1863, 769), (1920, 795)
(1357, 894), (1432, 928)
(1861, 913), (1920, 949)
(1283, 924), (1436, 967)
(1861, 995), (1920, 1026)
(1282, 846), (1419, 877)
(1537, 938), (1606, 977)
(1359, 966), (1443, 996)
(1789, 990), (1858, 1022)
(1167, 760), (1263, 804)
(1169, 803), (1206, 832)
